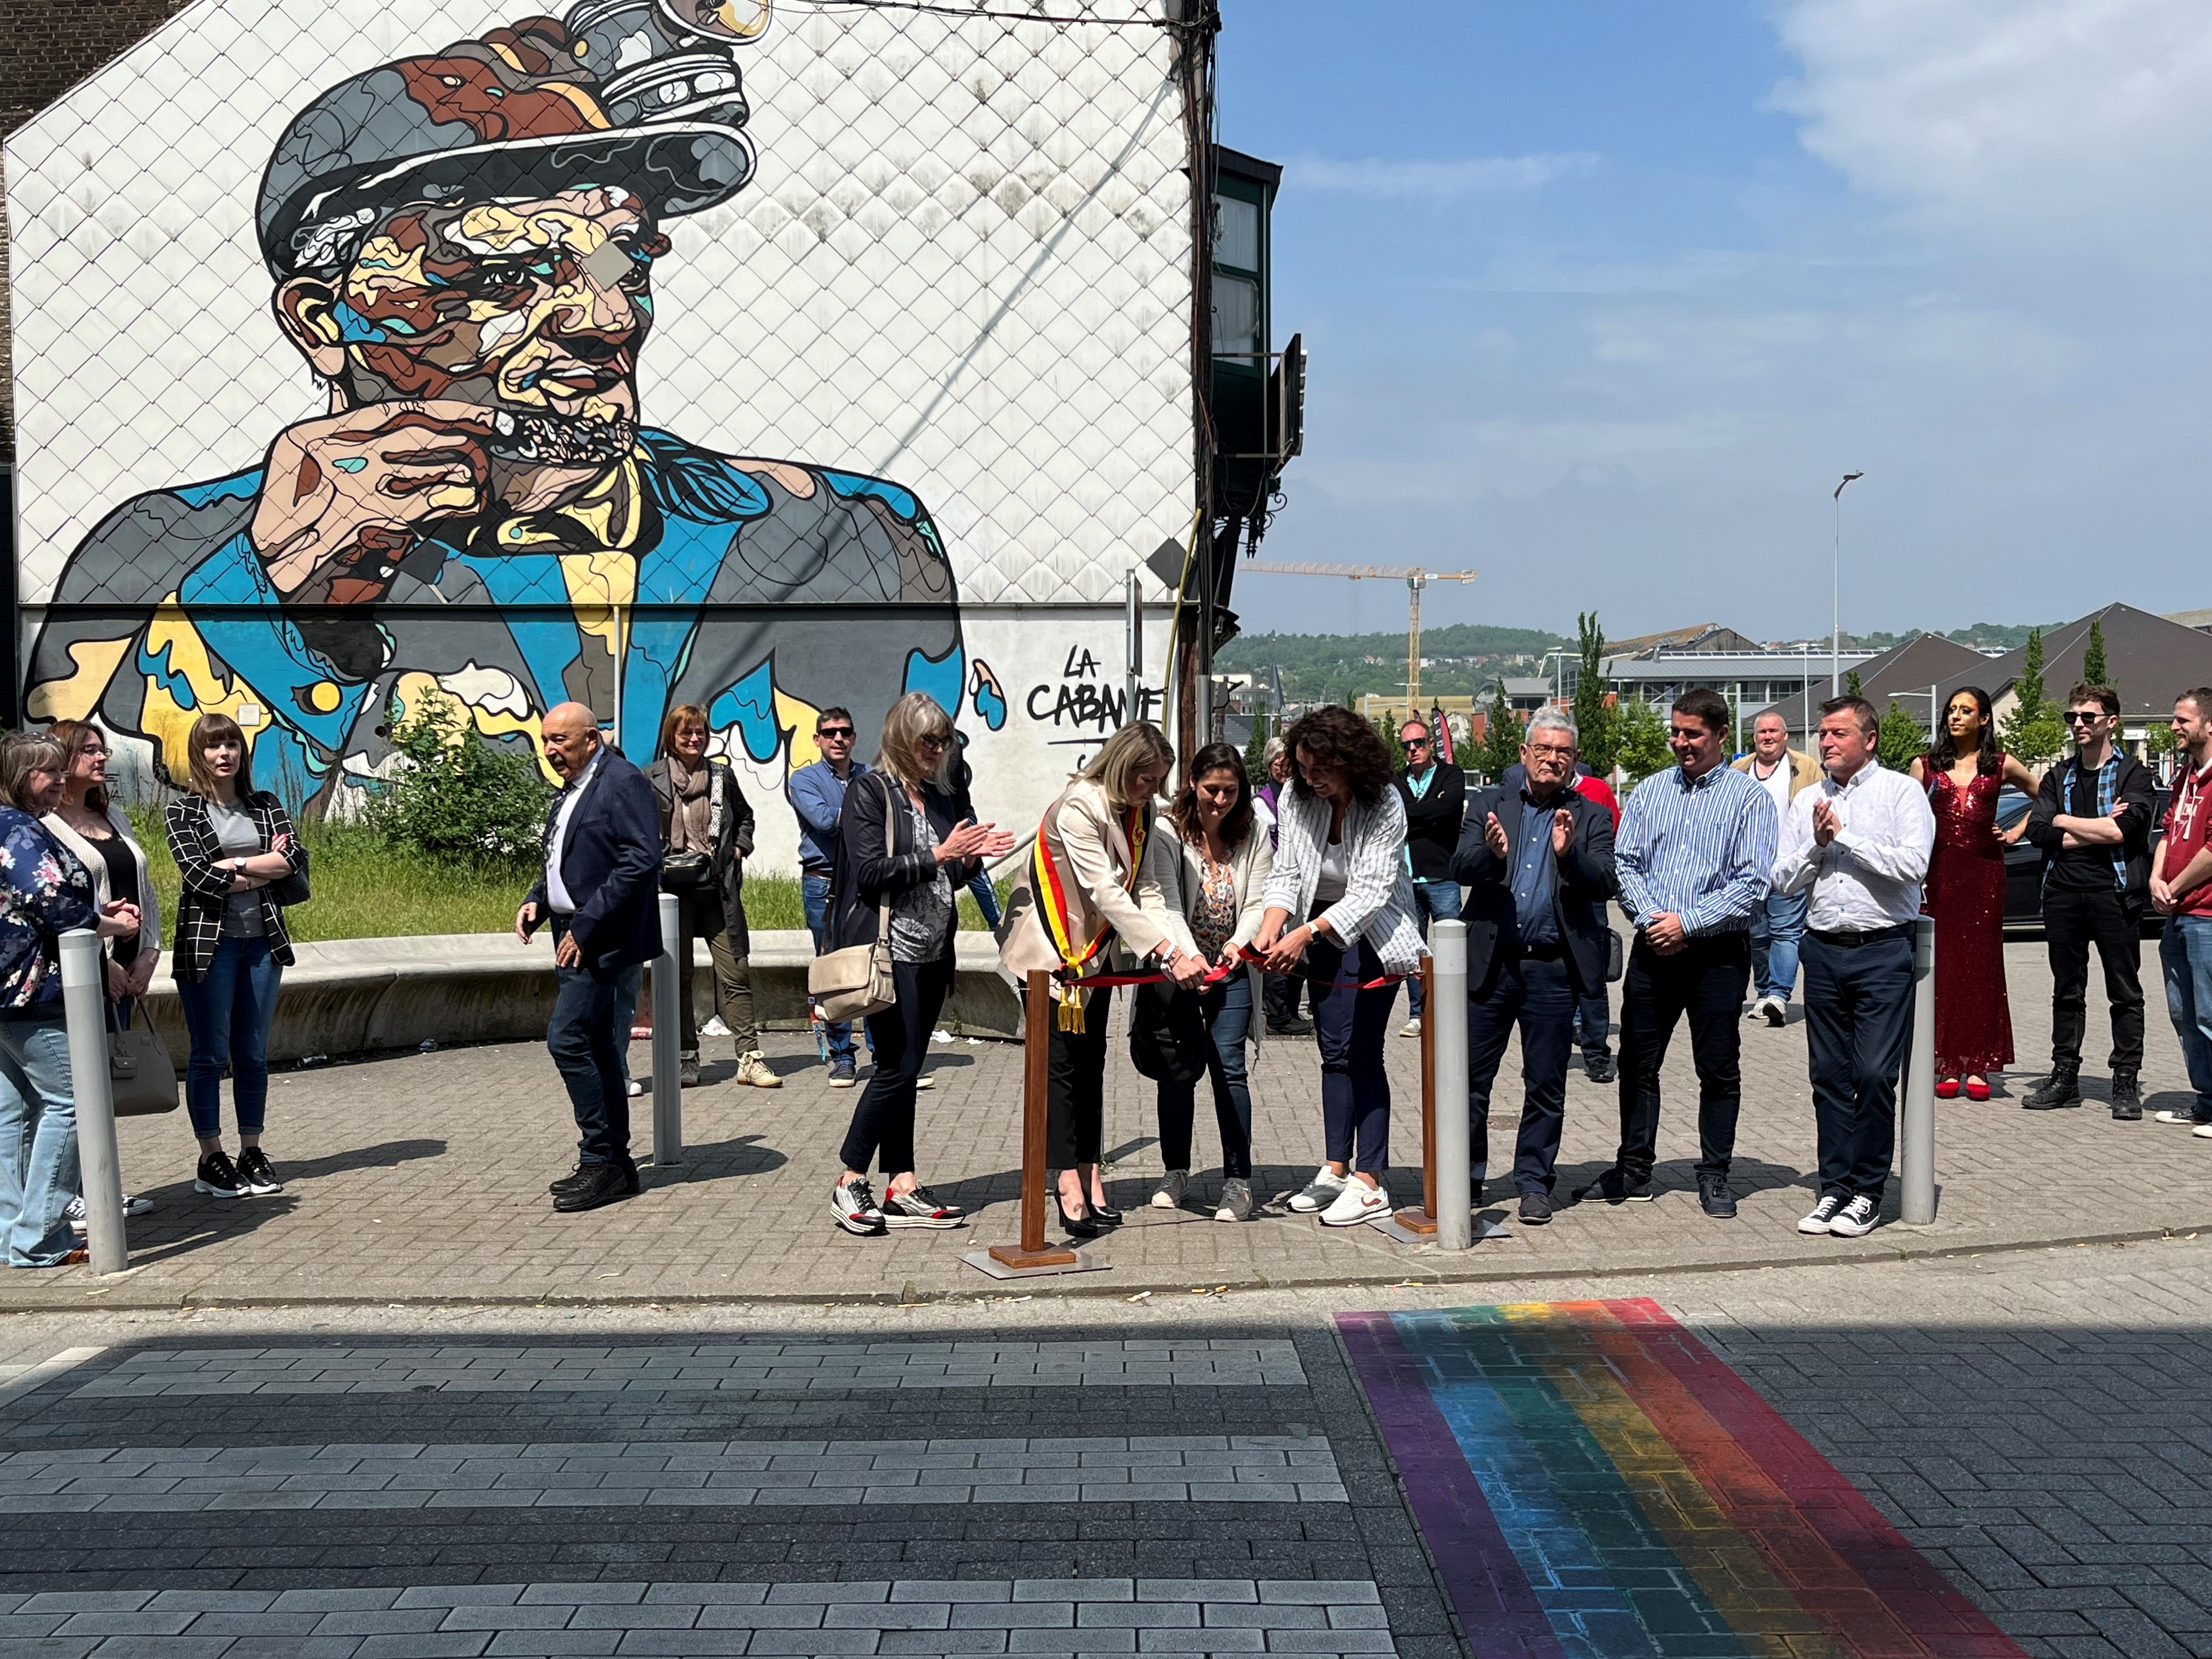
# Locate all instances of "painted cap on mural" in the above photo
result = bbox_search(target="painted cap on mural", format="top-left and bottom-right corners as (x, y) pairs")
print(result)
(257, 0), (771, 278)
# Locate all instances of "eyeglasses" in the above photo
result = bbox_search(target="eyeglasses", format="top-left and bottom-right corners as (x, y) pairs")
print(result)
(1527, 744), (1575, 760)
(2064, 711), (2107, 726)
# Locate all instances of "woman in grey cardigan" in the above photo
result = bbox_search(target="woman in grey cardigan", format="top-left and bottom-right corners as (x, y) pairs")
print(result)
(1254, 707), (1425, 1228)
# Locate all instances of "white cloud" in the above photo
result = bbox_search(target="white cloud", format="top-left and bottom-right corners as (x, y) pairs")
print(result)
(1288, 152), (1598, 197)
(1770, 0), (2212, 260)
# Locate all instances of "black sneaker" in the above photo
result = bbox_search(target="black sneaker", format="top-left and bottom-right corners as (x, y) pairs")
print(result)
(195, 1150), (243, 1199)
(1827, 1194), (1879, 1238)
(236, 1148), (283, 1195)
(550, 1162), (592, 1195)
(2023, 1068), (2081, 1110)
(2111, 1071), (2142, 1120)
(1798, 1193), (1843, 1234)
(1697, 1174), (1737, 1220)
(1268, 1018), (1315, 1037)
(1583, 1054), (1617, 1085)
(1571, 1167), (1652, 1205)
(1517, 1190), (1553, 1226)
(880, 1187), (967, 1229)
(551, 1161), (634, 1214)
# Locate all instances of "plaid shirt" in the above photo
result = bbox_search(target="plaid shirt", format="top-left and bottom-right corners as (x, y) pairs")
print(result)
(163, 792), (307, 983)
(2053, 754), (2126, 893)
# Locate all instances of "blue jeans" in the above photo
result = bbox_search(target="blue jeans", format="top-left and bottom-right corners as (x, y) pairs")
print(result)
(1406, 880), (1462, 1017)
(2163, 917), (2212, 1122)
(1750, 887), (1809, 1003)
(1155, 970), (1255, 1178)
(966, 871), (1002, 930)
(177, 935), (282, 1140)
(0, 1018), (78, 1267)
(802, 872), (856, 1062)
(1577, 985), (1612, 1059)
(548, 953), (645, 1166)
(1466, 950), (1578, 1195)
(1307, 935), (1400, 1175)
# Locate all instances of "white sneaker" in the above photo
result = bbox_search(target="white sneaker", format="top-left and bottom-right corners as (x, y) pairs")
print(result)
(624, 1077), (644, 1098)
(1152, 1170), (1189, 1210)
(1318, 1181), (1390, 1227)
(1764, 996), (1787, 1026)
(1827, 1195), (1878, 1237)
(915, 1071), (935, 1090)
(2157, 1109), (2202, 1125)
(1399, 1017), (1422, 1039)
(1797, 1193), (1842, 1235)
(701, 1015), (733, 1038)
(2192, 1122), (2212, 1140)
(1286, 1166), (1347, 1213)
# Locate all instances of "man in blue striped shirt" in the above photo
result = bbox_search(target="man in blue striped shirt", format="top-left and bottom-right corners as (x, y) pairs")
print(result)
(1575, 688), (1778, 1218)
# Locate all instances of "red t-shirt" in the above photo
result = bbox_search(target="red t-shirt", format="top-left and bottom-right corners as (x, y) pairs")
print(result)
(2161, 761), (2212, 916)
(1573, 773), (1622, 828)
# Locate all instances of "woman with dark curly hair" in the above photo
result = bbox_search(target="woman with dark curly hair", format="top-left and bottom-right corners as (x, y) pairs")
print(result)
(1254, 707), (1425, 1227)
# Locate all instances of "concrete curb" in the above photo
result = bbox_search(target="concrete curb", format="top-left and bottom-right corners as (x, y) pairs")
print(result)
(133, 929), (1023, 1062)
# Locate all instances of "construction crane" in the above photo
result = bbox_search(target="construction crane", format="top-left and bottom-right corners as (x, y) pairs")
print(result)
(1240, 563), (1477, 708)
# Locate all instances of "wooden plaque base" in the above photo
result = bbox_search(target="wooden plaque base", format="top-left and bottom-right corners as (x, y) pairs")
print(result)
(987, 1243), (1080, 1271)
(1391, 1208), (1440, 1235)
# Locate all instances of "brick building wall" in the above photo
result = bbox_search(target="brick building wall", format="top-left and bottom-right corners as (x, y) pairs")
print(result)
(1, 0), (189, 460)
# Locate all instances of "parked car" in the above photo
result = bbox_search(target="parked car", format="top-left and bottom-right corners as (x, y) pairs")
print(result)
(1995, 784), (2168, 933)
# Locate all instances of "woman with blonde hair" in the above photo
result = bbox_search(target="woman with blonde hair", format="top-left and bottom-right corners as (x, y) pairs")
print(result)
(645, 703), (776, 1090)
(165, 712), (309, 1202)
(0, 731), (141, 1266)
(1000, 720), (1203, 1238)
(826, 693), (1013, 1235)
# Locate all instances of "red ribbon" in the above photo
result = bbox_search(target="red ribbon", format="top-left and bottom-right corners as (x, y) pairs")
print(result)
(1056, 946), (1408, 994)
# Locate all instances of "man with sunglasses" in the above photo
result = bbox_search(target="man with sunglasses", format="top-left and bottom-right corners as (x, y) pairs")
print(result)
(1394, 719), (1466, 1039)
(790, 710), (868, 1087)
(2023, 683), (2157, 1116)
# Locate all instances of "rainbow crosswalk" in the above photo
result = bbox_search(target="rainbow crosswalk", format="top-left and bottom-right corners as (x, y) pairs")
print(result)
(1339, 1300), (2028, 1659)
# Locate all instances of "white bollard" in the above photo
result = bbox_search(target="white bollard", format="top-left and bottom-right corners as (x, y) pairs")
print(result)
(1899, 915), (1936, 1224)
(58, 930), (127, 1274)
(1430, 920), (1472, 1250)
(651, 891), (683, 1166)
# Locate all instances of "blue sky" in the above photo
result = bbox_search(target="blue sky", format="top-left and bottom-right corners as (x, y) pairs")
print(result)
(1215, 0), (2212, 644)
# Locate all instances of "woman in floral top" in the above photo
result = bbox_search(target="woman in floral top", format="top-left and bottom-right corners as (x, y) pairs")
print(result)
(1143, 743), (1274, 1222)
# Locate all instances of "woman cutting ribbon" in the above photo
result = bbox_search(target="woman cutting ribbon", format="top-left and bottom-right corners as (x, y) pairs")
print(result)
(999, 721), (1201, 1239)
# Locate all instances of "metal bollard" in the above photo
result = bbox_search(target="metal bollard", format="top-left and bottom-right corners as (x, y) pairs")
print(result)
(58, 930), (127, 1274)
(651, 892), (682, 1166)
(1430, 921), (1472, 1250)
(1899, 915), (1936, 1224)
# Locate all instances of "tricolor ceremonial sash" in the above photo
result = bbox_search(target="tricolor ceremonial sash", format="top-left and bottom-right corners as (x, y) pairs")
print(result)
(1032, 803), (1148, 1030)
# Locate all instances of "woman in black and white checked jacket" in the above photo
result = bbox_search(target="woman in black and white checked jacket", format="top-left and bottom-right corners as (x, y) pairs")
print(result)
(1253, 706), (1426, 1229)
(164, 712), (308, 1204)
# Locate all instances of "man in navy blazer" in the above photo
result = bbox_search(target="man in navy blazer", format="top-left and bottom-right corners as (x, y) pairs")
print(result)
(1451, 709), (1618, 1227)
(516, 703), (664, 1212)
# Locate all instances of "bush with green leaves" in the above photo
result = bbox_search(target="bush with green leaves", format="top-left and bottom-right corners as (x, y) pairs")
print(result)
(1876, 700), (1927, 773)
(1616, 697), (1673, 788)
(364, 698), (554, 866)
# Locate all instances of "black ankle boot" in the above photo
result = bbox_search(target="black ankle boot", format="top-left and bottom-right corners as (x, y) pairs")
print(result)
(2112, 1070), (2142, 1120)
(2024, 1066), (2081, 1110)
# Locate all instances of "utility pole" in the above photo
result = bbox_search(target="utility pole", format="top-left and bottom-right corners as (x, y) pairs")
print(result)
(1832, 471), (1863, 696)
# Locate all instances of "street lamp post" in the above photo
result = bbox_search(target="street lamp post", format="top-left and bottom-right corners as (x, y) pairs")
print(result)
(1832, 471), (1863, 695)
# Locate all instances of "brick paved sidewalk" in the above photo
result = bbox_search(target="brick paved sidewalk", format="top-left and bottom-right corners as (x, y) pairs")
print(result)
(4, 939), (2204, 1310)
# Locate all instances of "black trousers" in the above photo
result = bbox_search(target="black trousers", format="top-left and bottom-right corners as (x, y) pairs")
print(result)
(1262, 968), (1308, 1028)
(838, 956), (953, 1177)
(1801, 931), (1915, 1203)
(1615, 932), (1749, 1182)
(1466, 950), (1578, 1195)
(2045, 884), (2146, 1071)
(1046, 987), (1113, 1169)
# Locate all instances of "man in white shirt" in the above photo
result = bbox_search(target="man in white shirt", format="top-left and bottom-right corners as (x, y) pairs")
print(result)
(1769, 695), (1936, 1239)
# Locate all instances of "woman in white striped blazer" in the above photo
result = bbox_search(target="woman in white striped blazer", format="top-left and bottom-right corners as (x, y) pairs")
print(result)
(1254, 707), (1426, 1228)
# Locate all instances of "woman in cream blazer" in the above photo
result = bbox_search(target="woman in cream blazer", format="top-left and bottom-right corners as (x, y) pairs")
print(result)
(997, 721), (1198, 1238)
(42, 722), (161, 1011)
(1143, 743), (1272, 1223)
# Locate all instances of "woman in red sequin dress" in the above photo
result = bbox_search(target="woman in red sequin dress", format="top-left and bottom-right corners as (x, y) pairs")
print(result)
(1910, 687), (2040, 1099)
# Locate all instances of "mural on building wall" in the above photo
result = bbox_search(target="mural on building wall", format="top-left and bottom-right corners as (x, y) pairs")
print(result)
(24, 0), (1006, 802)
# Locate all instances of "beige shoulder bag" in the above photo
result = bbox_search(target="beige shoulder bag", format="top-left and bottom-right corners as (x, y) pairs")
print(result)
(805, 777), (898, 1022)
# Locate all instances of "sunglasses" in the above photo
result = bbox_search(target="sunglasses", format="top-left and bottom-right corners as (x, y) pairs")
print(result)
(1402, 736), (1430, 748)
(816, 726), (855, 740)
(917, 733), (952, 751)
(2064, 711), (2107, 726)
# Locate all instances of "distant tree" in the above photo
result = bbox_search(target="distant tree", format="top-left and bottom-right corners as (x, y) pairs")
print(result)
(1243, 710), (1271, 781)
(1615, 698), (1673, 788)
(1876, 700), (1926, 773)
(1480, 681), (1521, 780)
(1846, 669), (1864, 699)
(2000, 626), (2068, 765)
(2146, 719), (2176, 760)
(1573, 612), (1618, 775)
(1375, 717), (1407, 774)
(2083, 617), (2113, 702)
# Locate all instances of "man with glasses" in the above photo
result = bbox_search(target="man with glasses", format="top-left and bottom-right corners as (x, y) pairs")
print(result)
(1575, 689), (1776, 1218)
(789, 709), (867, 1087)
(1451, 710), (1616, 1225)
(2023, 683), (2157, 1115)
(1393, 719), (1466, 1038)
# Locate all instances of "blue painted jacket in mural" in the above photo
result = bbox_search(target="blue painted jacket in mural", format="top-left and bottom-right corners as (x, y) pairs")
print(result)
(27, 430), (968, 801)
(0, 810), (99, 1015)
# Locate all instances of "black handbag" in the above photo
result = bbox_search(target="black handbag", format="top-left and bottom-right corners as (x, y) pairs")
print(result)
(1126, 979), (1210, 1084)
(659, 849), (715, 893)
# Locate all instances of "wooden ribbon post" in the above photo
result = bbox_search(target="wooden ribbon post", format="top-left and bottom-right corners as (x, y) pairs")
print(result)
(986, 970), (1080, 1272)
(1393, 954), (1441, 1236)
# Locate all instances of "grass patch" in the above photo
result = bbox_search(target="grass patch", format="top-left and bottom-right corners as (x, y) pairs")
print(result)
(126, 810), (1005, 943)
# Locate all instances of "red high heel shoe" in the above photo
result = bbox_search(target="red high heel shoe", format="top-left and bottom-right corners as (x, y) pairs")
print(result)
(1964, 1077), (1992, 1102)
(1935, 1077), (1961, 1099)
